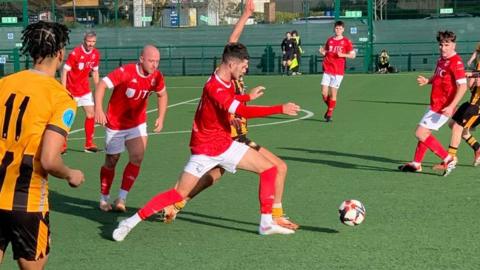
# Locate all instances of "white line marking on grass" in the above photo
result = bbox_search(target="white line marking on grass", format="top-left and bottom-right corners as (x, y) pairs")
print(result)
(69, 97), (200, 135)
(67, 108), (314, 140)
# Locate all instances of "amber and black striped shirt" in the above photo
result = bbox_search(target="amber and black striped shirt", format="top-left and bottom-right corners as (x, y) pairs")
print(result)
(0, 70), (76, 212)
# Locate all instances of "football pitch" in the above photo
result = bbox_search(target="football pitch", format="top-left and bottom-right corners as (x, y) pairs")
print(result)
(4, 73), (480, 269)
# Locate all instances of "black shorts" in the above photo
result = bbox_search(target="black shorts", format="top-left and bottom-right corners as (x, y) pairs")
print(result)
(234, 135), (261, 151)
(282, 52), (294, 61)
(452, 102), (480, 128)
(0, 210), (50, 261)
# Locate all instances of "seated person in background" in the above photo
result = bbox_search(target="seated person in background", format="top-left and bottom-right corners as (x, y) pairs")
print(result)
(377, 49), (390, 73)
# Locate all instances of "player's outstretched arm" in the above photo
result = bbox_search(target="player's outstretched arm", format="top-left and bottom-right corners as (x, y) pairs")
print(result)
(154, 87), (168, 133)
(282, 102), (301, 116)
(228, 0), (255, 43)
(94, 80), (108, 126)
(234, 102), (300, 118)
(41, 130), (85, 187)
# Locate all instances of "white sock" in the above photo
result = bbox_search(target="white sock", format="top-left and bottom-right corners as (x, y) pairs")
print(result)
(273, 203), (282, 209)
(260, 214), (273, 228)
(118, 189), (128, 201)
(444, 155), (453, 163)
(412, 161), (421, 167)
(124, 213), (142, 228)
(101, 194), (110, 202)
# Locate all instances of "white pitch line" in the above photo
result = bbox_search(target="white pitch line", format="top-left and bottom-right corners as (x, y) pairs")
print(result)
(67, 108), (314, 140)
(69, 97), (200, 135)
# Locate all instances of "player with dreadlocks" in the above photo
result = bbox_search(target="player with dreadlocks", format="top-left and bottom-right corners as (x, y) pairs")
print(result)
(0, 21), (84, 269)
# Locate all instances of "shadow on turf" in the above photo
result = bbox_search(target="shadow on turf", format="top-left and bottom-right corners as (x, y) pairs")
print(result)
(49, 191), (138, 241)
(277, 147), (441, 175)
(174, 211), (338, 234)
(350, 99), (429, 106)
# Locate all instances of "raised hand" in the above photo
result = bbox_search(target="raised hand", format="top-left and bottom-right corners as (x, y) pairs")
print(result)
(245, 0), (255, 15)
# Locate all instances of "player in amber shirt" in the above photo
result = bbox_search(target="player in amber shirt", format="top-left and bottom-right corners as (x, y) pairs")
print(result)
(0, 21), (84, 270)
(61, 30), (100, 152)
(434, 71), (480, 168)
(94, 45), (167, 213)
(399, 31), (467, 176)
(319, 21), (356, 122)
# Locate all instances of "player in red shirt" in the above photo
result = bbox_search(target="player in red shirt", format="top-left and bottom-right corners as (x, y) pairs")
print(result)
(112, 26), (300, 241)
(61, 30), (100, 152)
(94, 45), (168, 212)
(318, 21), (356, 122)
(399, 31), (467, 176)
(160, 0), (299, 231)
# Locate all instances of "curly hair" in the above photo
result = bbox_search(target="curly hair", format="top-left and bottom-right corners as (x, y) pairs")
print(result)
(21, 21), (70, 64)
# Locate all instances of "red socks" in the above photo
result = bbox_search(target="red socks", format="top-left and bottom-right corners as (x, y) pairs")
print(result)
(259, 166), (277, 214)
(120, 162), (141, 191)
(413, 141), (428, 163)
(100, 166), (115, 195)
(85, 117), (95, 146)
(327, 99), (337, 116)
(423, 135), (449, 160)
(322, 95), (329, 105)
(138, 189), (184, 220)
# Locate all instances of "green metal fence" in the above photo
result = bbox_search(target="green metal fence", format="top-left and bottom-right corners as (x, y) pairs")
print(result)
(1, 40), (477, 78)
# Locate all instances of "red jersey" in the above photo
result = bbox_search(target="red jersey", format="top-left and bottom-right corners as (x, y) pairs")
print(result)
(102, 63), (166, 130)
(190, 73), (237, 156)
(430, 54), (466, 113)
(64, 45), (100, 97)
(322, 36), (354, 76)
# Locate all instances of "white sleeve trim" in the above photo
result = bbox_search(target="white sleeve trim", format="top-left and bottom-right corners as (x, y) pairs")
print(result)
(92, 66), (99, 71)
(456, 78), (467, 85)
(228, 100), (240, 114)
(63, 64), (72, 71)
(103, 77), (114, 88)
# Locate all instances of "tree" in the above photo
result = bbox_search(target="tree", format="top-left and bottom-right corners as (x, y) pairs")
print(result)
(151, 0), (168, 26)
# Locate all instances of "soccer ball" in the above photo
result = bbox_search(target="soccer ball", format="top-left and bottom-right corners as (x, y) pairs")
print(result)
(338, 199), (366, 226)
